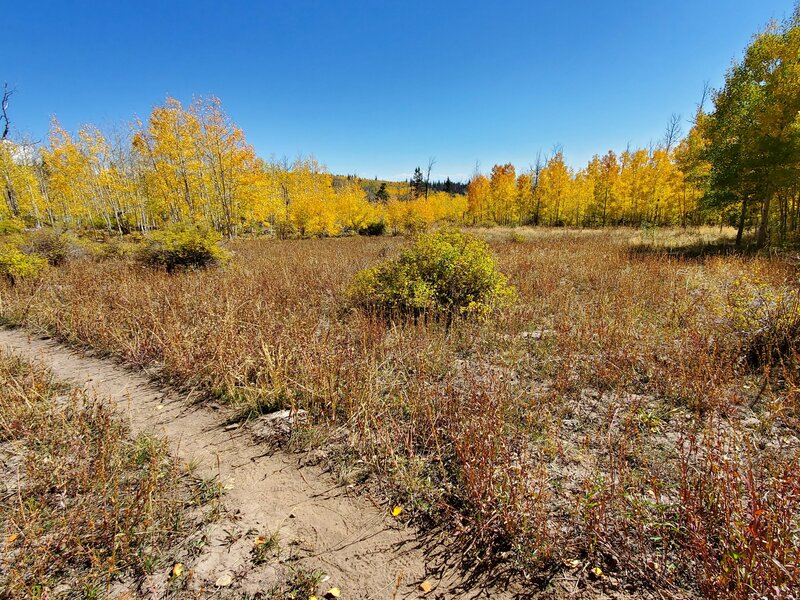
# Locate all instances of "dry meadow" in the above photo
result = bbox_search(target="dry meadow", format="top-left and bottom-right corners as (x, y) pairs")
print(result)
(1, 226), (798, 597)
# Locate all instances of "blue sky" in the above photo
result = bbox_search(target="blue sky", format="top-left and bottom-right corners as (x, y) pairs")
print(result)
(3, 1), (796, 181)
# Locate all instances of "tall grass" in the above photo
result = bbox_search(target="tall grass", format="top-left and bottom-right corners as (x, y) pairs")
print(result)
(0, 353), (202, 597)
(1, 228), (798, 595)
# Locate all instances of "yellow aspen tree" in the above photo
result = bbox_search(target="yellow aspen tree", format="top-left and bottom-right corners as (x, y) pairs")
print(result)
(285, 157), (336, 237)
(0, 140), (46, 225)
(333, 179), (375, 233)
(132, 98), (204, 226)
(586, 151), (620, 226)
(467, 174), (489, 224)
(674, 125), (709, 227)
(515, 173), (533, 225)
(618, 148), (648, 224)
(538, 152), (571, 225)
(41, 118), (95, 226)
(489, 163), (517, 225)
(385, 197), (405, 234)
(571, 169), (593, 226)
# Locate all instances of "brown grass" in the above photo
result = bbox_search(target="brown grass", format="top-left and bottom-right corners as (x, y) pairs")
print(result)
(1, 227), (798, 597)
(0, 353), (209, 598)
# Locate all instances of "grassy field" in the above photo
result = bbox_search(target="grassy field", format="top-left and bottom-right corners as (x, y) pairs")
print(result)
(1, 226), (798, 597)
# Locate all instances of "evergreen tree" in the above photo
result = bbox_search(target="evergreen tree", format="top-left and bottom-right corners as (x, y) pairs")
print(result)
(410, 167), (424, 199)
(375, 182), (390, 203)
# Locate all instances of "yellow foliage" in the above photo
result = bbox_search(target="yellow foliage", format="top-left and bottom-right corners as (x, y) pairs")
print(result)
(1, 94), (707, 236)
(0, 244), (48, 282)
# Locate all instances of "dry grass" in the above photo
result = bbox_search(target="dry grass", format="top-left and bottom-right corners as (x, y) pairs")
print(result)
(0, 353), (209, 598)
(1, 226), (798, 597)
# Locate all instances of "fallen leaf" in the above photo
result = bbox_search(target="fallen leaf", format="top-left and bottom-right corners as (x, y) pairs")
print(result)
(215, 574), (233, 587)
(324, 587), (341, 598)
(391, 506), (403, 517)
(172, 563), (184, 577)
(5, 533), (19, 544)
(419, 580), (433, 593)
(309, 597), (318, 600)
(591, 566), (604, 579)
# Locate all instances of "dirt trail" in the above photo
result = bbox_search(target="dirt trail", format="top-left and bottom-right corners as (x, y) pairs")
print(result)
(0, 328), (515, 599)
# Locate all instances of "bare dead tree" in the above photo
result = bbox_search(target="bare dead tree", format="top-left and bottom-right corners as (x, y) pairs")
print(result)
(663, 113), (682, 153)
(472, 159), (481, 180)
(1, 83), (13, 141)
(697, 80), (710, 115)
(424, 156), (436, 200)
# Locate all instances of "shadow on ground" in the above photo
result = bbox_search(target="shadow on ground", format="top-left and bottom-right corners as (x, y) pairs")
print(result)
(628, 239), (768, 260)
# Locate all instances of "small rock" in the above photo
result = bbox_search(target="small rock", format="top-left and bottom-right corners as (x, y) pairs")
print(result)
(742, 416), (760, 429)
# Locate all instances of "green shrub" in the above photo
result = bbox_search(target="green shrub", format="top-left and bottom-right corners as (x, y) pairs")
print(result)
(348, 230), (515, 318)
(0, 244), (48, 283)
(138, 224), (230, 272)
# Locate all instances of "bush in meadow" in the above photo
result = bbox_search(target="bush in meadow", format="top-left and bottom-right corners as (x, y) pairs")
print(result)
(348, 229), (515, 319)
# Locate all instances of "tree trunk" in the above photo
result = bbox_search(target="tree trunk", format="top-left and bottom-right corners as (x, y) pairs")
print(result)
(756, 191), (771, 248)
(736, 195), (749, 246)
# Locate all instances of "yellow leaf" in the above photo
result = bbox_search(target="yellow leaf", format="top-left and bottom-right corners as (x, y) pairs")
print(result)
(172, 563), (184, 577)
(5, 533), (19, 544)
(591, 566), (604, 579)
(391, 506), (403, 517)
(419, 580), (433, 593)
(324, 588), (341, 598)
(309, 597), (318, 600)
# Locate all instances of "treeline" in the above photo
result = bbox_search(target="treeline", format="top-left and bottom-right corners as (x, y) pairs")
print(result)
(0, 98), (466, 237)
(0, 99), (699, 236)
(2, 8), (799, 244)
(465, 8), (800, 247)
(465, 140), (697, 228)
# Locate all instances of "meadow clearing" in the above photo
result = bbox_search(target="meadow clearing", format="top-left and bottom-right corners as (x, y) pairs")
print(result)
(1, 225), (798, 598)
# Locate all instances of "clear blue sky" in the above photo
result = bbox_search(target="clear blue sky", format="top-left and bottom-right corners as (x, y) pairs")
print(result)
(3, 1), (796, 181)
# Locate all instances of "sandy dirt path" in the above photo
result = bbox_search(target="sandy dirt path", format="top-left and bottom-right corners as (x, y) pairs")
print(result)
(0, 328), (515, 599)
